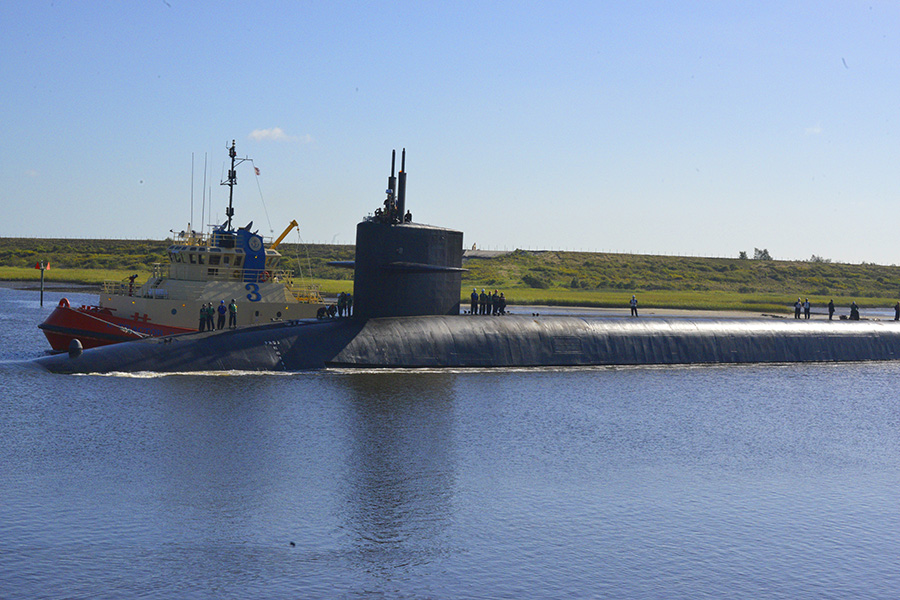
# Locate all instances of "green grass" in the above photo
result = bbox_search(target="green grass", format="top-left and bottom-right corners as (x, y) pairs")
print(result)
(460, 250), (900, 313)
(0, 266), (140, 285)
(462, 249), (900, 297)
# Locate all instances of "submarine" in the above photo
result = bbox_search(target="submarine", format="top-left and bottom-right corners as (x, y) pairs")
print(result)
(35, 150), (900, 374)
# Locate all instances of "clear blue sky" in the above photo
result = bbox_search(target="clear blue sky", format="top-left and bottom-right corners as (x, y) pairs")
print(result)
(3, 1), (899, 264)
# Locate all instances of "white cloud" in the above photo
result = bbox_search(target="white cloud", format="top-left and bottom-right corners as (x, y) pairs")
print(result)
(248, 127), (312, 143)
(249, 127), (291, 141)
(805, 124), (823, 135)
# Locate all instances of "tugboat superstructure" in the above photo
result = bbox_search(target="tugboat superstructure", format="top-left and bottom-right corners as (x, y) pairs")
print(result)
(39, 141), (325, 351)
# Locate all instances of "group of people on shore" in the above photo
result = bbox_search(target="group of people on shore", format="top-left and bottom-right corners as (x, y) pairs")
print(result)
(794, 297), (859, 320)
(627, 293), (898, 321)
(198, 299), (237, 331)
(470, 288), (507, 315)
(793, 298), (814, 319)
(791, 298), (900, 321)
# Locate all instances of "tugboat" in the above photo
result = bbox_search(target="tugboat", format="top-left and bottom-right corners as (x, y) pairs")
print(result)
(39, 141), (326, 351)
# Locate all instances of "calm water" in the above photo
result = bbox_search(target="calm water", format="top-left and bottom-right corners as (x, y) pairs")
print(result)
(3, 286), (900, 599)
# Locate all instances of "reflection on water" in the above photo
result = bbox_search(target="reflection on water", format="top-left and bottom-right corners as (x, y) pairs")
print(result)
(338, 374), (456, 577)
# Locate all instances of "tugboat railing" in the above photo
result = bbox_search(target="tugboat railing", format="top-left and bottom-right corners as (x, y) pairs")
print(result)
(101, 267), (324, 304)
(168, 231), (275, 248)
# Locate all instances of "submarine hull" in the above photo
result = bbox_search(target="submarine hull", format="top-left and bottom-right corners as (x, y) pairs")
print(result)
(35, 315), (900, 374)
(35, 319), (365, 374)
(331, 316), (900, 366)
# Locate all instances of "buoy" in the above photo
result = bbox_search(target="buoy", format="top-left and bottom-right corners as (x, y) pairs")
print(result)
(68, 339), (83, 359)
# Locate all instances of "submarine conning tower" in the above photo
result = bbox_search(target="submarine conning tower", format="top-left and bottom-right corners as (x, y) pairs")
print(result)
(352, 149), (465, 320)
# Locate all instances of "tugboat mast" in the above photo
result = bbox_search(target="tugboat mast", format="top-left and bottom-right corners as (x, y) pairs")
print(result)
(220, 140), (253, 231)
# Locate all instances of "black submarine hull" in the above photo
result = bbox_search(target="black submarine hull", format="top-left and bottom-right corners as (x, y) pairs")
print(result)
(34, 315), (900, 374)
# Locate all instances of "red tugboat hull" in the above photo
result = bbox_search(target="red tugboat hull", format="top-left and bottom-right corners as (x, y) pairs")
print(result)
(39, 298), (193, 351)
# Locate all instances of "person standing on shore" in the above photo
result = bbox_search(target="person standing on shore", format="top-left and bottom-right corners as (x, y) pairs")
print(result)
(894, 301), (899, 321)
(828, 299), (835, 321)
(804, 298), (811, 319)
(630, 295), (638, 317)
(794, 298), (802, 319)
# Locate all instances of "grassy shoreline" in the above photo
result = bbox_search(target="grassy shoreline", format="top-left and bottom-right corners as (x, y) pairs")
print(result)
(3, 266), (894, 314)
(4, 237), (900, 314)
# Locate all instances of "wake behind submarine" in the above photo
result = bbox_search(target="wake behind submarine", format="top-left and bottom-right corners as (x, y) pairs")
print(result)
(36, 150), (900, 374)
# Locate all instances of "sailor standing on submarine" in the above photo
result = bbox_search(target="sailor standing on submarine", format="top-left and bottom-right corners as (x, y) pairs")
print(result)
(228, 299), (238, 328)
(630, 295), (639, 317)
(217, 300), (227, 330)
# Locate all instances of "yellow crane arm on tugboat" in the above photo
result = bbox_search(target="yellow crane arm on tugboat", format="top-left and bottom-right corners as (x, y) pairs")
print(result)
(270, 220), (299, 251)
